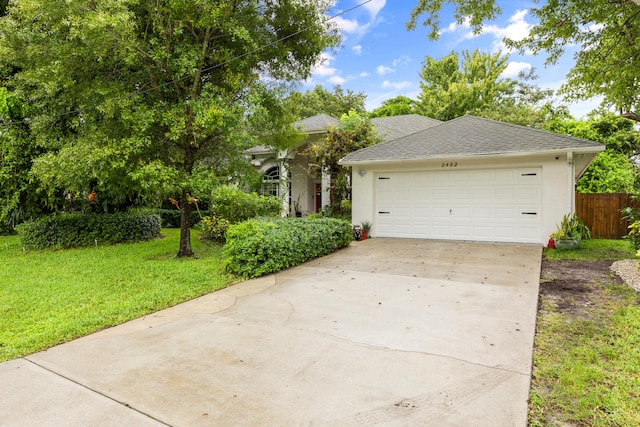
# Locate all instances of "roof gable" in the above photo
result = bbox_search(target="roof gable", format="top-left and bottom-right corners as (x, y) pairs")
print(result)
(341, 115), (604, 164)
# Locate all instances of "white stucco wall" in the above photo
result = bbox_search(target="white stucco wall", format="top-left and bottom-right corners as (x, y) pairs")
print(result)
(350, 153), (582, 245)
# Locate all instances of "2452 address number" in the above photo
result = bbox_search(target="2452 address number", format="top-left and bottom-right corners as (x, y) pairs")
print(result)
(441, 162), (458, 168)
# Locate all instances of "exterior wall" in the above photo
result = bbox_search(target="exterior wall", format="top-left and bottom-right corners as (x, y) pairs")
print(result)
(289, 155), (316, 216)
(250, 138), (325, 217)
(350, 154), (577, 245)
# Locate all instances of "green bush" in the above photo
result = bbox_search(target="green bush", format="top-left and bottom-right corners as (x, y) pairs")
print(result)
(200, 214), (231, 243)
(210, 185), (281, 223)
(623, 198), (640, 250)
(224, 217), (353, 278)
(17, 213), (161, 250)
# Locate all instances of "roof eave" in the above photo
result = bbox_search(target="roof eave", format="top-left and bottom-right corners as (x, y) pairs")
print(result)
(339, 146), (605, 166)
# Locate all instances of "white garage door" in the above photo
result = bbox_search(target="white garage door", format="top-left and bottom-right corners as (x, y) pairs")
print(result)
(375, 168), (542, 243)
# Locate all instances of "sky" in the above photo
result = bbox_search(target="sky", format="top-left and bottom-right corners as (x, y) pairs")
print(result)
(305, 0), (602, 119)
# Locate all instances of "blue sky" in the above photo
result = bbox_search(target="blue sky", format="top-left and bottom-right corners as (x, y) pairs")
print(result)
(305, 0), (601, 119)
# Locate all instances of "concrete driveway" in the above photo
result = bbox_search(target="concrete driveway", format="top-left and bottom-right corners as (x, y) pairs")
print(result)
(1, 239), (542, 426)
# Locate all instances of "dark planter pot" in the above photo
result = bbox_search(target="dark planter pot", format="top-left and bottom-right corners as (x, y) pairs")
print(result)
(554, 238), (579, 250)
(295, 212), (302, 218)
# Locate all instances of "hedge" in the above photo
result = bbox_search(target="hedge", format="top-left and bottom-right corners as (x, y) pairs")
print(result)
(17, 213), (162, 250)
(224, 217), (353, 278)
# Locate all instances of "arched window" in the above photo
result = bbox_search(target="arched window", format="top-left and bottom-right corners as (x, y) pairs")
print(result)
(261, 166), (280, 197)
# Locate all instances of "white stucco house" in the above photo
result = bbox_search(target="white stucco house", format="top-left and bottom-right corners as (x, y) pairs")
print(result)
(245, 113), (441, 216)
(339, 115), (604, 245)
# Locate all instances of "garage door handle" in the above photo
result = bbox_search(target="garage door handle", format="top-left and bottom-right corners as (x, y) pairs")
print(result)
(378, 211), (390, 214)
(522, 212), (537, 215)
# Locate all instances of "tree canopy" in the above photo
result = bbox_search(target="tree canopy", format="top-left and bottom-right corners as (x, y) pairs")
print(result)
(310, 111), (382, 209)
(0, 0), (338, 255)
(417, 49), (515, 121)
(369, 96), (418, 118)
(285, 85), (366, 119)
(546, 112), (640, 193)
(408, 0), (640, 117)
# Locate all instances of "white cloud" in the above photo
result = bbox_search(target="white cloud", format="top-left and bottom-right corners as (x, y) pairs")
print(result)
(352, 45), (362, 55)
(382, 80), (412, 90)
(440, 10), (532, 52)
(584, 22), (604, 33)
(377, 65), (394, 75)
(333, 16), (367, 34)
(311, 52), (345, 83)
(502, 61), (532, 78)
(481, 9), (532, 51)
(359, 72), (369, 77)
(439, 17), (475, 40)
(363, 0), (386, 19)
(392, 55), (411, 67)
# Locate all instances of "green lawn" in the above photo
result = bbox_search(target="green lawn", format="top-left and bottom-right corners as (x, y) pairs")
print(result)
(0, 229), (234, 362)
(543, 238), (635, 261)
(530, 239), (640, 426)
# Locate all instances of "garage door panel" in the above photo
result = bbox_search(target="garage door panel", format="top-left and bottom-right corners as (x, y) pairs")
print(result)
(472, 207), (493, 220)
(374, 168), (542, 243)
(494, 226), (517, 239)
(431, 207), (451, 218)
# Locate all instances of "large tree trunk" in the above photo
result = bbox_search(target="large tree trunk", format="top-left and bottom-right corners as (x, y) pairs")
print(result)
(177, 190), (194, 257)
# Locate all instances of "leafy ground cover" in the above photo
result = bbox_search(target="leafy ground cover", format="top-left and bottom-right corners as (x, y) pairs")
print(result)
(529, 239), (640, 426)
(0, 229), (234, 362)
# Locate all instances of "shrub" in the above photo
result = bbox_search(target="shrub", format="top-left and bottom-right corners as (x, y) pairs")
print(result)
(622, 193), (640, 250)
(210, 185), (281, 223)
(200, 214), (231, 243)
(17, 213), (161, 250)
(224, 217), (352, 278)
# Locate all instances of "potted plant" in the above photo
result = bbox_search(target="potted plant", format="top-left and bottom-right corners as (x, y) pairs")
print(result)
(552, 213), (591, 250)
(360, 220), (371, 240)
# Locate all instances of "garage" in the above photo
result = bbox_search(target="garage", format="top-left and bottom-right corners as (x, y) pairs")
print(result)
(375, 168), (542, 243)
(340, 115), (604, 245)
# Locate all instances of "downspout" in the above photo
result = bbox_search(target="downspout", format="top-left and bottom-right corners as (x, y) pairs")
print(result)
(567, 151), (574, 213)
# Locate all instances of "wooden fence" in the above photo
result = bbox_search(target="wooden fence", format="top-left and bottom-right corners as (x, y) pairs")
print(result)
(575, 193), (640, 239)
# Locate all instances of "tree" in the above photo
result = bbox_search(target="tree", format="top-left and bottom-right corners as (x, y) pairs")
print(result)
(311, 111), (382, 208)
(0, 0), (338, 256)
(286, 85), (366, 119)
(547, 112), (640, 157)
(369, 95), (418, 118)
(576, 151), (636, 193)
(417, 49), (515, 121)
(545, 112), (640, 192)
(407, 0), (640, 117)
(474, 69), (566, 128)
(0, 88), (48, 233)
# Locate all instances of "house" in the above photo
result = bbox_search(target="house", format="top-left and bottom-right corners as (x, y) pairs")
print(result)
(246, 113), (441, 216)
(340, 115), (604, 245)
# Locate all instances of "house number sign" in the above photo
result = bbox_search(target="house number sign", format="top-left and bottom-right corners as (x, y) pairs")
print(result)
(441, 162), (458, 167)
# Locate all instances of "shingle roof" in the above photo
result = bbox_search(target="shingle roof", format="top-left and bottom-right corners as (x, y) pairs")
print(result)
(341, 115), (604, 164)
(371, 114), (442, 141)
(295, 114), (340, 133)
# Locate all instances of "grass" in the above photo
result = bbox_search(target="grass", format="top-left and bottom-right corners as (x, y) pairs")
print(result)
(530, 239), (640, 426)
(0, 229), (235, 362)
(543, 238), (635, 261)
